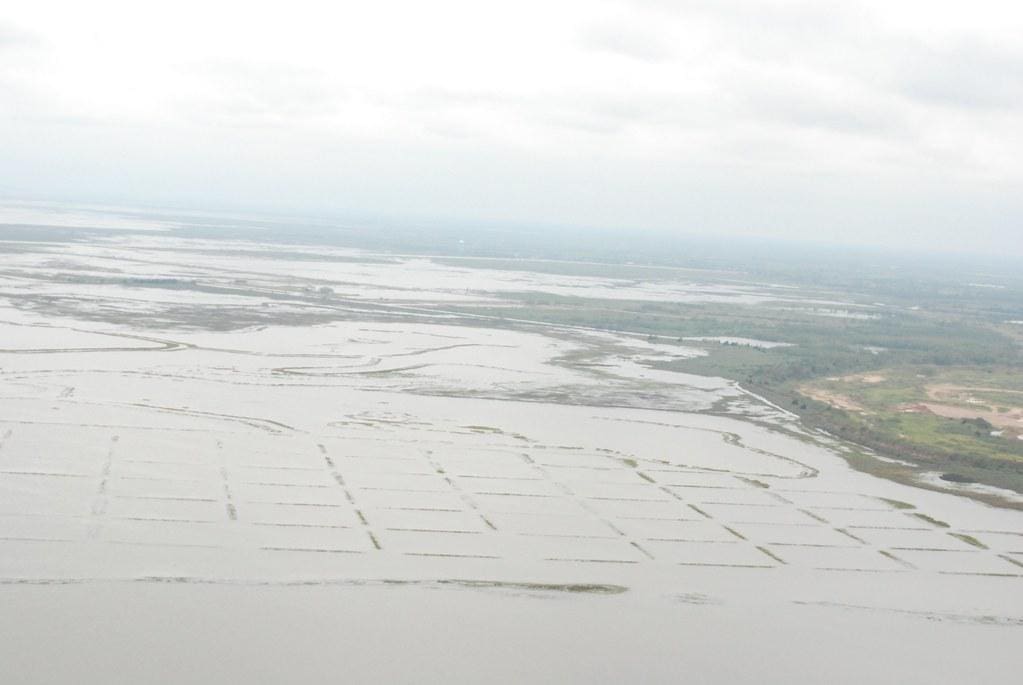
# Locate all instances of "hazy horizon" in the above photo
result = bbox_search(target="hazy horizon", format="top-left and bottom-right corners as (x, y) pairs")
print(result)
(2, 1), (1022, 256)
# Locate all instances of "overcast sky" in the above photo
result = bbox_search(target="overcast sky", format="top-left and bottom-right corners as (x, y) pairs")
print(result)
(1, 1), (1021, 254)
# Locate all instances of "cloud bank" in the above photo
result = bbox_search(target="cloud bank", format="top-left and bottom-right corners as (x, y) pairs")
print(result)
(1, 0), (1021, 254)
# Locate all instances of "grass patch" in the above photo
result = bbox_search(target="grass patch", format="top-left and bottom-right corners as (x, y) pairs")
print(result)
(912, 513), (950, 528)
(948, 532), (987, 549)
(876, 497), (915, 510)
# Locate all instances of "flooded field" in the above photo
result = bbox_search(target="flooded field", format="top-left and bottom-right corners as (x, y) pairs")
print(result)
(1, 218), (1022, 683)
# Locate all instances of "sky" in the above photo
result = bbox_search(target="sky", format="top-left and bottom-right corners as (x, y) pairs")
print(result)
(1, 0), (1021, 255)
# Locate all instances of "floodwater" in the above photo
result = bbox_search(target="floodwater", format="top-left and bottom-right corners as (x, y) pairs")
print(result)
(0, 223), (1021, 683)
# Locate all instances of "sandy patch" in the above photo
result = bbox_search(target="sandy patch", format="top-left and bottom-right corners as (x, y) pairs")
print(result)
(832, 372), (886, 384)
(927, 384), (1023, 402)
(917, 384), (1023, 430)
(913, 402), (1023, 430)
(798, 386), (867, 412)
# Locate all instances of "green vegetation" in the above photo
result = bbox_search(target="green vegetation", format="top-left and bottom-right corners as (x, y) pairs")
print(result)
(788, 366), (1023, 497)
(912, 513), (951, 528)
(464, 425), (503, 434)
(442, 250), (1023, 506)
(948, 533), (988, 549)
(876, 497), (915, 510)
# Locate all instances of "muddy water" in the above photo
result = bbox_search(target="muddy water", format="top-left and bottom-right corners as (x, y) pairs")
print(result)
(0, 234), (1020, 683)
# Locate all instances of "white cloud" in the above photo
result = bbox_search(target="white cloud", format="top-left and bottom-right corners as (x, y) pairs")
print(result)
(1, 0), (1021, 254)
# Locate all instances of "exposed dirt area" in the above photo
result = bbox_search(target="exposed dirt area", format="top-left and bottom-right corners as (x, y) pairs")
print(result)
(927, 384), (1023, 402)
(798, 386), (867, 412)
(918, 384), (1023, 431)
(826, 373), (887, 384)
(913, 402), (1023, 431)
